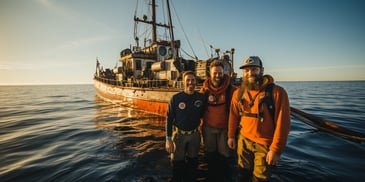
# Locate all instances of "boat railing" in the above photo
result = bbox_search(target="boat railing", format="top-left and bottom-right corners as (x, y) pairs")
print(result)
(94, 75), (184, 89)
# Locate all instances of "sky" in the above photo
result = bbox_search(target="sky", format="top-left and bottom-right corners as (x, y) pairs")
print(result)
(1, 0), (365, 85)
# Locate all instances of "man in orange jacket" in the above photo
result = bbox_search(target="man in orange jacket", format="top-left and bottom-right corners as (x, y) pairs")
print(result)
(227, 56), (291, 181)
(200, 60), (237, 181)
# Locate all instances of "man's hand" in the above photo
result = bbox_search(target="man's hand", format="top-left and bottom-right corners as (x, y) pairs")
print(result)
(227, 138), (236, 149)
(266, 150), (280, 165)
(165, 140), (174, 153)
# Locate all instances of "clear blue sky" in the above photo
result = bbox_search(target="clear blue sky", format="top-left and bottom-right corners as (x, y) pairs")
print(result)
(1, 0), (364, 85)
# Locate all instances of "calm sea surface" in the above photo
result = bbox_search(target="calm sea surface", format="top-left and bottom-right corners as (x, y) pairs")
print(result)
(0, 81), (364, 182)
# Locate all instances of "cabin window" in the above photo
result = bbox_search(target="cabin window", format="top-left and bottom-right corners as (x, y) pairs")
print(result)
(135, 60), (142, 70)
(159, 46), (167, 56)
(146, 62), (153, 69)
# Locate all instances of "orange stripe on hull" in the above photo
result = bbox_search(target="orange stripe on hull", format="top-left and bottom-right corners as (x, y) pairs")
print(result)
(133, 100), (168, 117)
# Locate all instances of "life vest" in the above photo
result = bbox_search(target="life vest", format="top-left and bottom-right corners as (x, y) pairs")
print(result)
(237, 83), (275, 123)
(204, 84), (232, 114)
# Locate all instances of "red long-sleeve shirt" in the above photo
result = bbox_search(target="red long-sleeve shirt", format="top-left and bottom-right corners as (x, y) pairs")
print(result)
(200, 74), (237, 128)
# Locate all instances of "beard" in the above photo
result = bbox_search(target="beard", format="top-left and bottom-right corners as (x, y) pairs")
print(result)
(242, 74), (263, 90)
(210, 77), (223, 87)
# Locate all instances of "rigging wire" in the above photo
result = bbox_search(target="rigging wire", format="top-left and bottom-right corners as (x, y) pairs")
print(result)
(170, 0), (198, 60)
(134, 0), (155, 47)
(160, 0), (169, 41)
(144, 0), (152, 46)
(180, 48), (197, 60)
(198, 30), (210, 58)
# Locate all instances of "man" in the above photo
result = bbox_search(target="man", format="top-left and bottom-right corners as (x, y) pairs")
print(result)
(165, 71), (206, 182)
(200, 60), (237, 181)
(227, 56), (291, 181)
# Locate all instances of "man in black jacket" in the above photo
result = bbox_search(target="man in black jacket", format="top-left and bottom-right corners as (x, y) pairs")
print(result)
(165, 71), (206, 181)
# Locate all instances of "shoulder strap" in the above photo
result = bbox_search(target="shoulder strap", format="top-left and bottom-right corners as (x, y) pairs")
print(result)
(236, 82), (246, 117)
(264, 83), (275, 121)
(235, 83), (276, 132)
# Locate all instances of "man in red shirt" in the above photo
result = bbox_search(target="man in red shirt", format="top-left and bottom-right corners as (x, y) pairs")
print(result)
(200, 60), (237, 181)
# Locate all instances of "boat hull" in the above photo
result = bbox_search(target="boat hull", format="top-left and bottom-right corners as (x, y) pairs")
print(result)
(94, 79), (182, 117)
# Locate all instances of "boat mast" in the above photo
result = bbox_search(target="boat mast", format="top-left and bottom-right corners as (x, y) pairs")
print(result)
(152, 0), (157, 43)
(134, 0), (171, 44)
(166, 0), (175, 55)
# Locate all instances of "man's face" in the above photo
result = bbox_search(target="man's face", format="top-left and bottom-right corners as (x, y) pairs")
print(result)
(210, 66), (224, 87)
(184, 74), (196, 92)
(243, 66), (263, 89)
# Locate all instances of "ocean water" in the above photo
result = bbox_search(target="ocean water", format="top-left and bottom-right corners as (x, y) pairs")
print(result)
(0, 82), (364, 182)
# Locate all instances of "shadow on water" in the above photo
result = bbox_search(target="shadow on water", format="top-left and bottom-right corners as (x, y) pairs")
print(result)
(93, 96), (172, 181)
(93, 96), (210, 181)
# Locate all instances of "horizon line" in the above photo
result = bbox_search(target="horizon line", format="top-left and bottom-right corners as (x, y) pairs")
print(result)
(1, 79), (365, 86)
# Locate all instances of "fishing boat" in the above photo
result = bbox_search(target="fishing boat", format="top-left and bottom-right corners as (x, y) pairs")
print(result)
(94, 0), (238, 117)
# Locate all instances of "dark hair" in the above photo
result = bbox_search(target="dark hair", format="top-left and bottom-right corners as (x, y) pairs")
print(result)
(182, 71), (195, 79)
(210, 60), (224, 69)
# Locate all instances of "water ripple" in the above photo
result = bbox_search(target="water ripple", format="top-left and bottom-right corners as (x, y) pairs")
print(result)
(1, 83), (365, 181)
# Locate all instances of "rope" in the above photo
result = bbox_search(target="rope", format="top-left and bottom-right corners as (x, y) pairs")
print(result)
(170, 0), (197, 59)
(180, 48), (198, 60)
